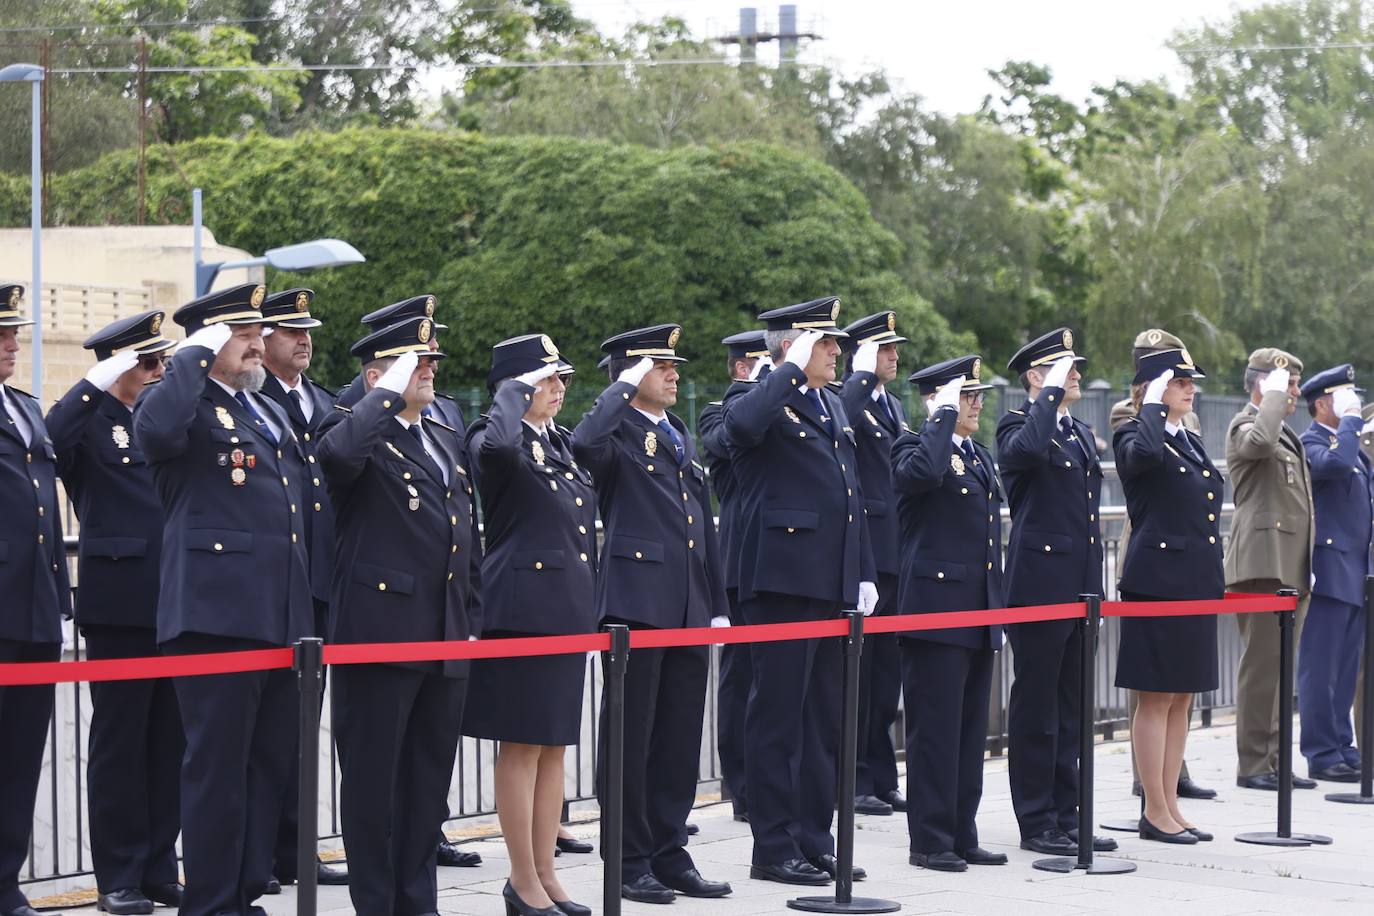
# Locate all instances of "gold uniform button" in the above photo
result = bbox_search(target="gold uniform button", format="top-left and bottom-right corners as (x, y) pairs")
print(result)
(277, 450), (283, 460)
(1208, 536), (1216, 544)
(551, 481), (559, 491)
(451, 545), (457, 554)
(214, 543), (223, 552)
(535, 561), (543, 570)
(1044, 545), (1051, 552)
(451, 515), (458, 525)
(646, 464), (654, 472)
(688, 539), (695, 549)
(622, 392), (630, 400)
(1326, 538), (1333, 545)
(200, 359), (209, 368)
(1179, 466), (1187, 473)
(446, 491), (452, 499)
(1207, 492), (1215, 501)
(1159, 541), (1167, 549)
(1089, 513), (1096, 521)
(687, 515), (694, 524)
(38, 506), (44, 516)
(308, 455), (316, 464)
(987, 562), (993, 570)
(787, 528), (795, 534)
(799, 431), (807, 438)
(841, 464), (847, 472)
(378, 582), (387, 591)
(565, 472), (574, 480)
(32, 479), (39, 488)
(121, 456), (130, 464)
(292, 533), (298, 543)
(304, 433), (311, 442)
(403, 472), (412, 480)
(282, 476), (289, 486)
(936, 571), (945, 579)
(382, 400), (392, 408)
(230, 436), (240, 444)
(81, 393), (91, 402)
(1202, 470), (1211, 477)
(988, 515), (994, 523)
(37, 534), (44, 544)
(682, 492), (688, 501)
(1048, 394), (1056, 402)
(847, 489), (852, 497)
(1209, 513), (1216, 522)
(1089, 536), (1096, 544)
(290, 504), (297, 513)
(313, 478), (320, 486)
(634, 551), (643, 560)
(448, 572), (454, 581)
(576, 497), (584, 507)
(315, 502), (322, 512)
(960, 487), (968, 495)
(579, 525), (588, 535)
(580, 553), (588, 562)
(848, 514), (853, 522)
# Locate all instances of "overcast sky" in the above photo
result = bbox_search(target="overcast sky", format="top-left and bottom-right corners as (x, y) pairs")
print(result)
(555, 0), (1270, 114)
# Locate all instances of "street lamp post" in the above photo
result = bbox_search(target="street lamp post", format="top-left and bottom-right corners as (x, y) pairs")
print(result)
(191, 188), (366, 296)
(0, 62), (45, 395)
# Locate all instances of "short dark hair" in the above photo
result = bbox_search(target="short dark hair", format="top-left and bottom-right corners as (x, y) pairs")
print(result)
(728, 356), (755, 380)
(606, 356), (637, 382)
(1018, 370), (1033, 392)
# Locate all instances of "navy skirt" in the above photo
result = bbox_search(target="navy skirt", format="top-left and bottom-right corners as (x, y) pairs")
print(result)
(1114, 591), (1219, 694)
(461, 631), (588, 747)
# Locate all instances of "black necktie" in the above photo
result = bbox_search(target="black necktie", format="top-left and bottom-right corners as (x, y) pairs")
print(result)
(234, 391), (276, 444)
(1175, 430), (1199, 461)
(286, 388), (308, 428)
(406, 424), (444, 481)
(805, 388), (833, 437)
(1061, 415), (1089, 462)
(883, 392), (900, 428)
(962, 439), (986, 485)
(656, 419), (685, 465)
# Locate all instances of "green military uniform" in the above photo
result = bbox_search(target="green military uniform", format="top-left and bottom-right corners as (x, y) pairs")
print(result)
(1225, 348), (1314, 783)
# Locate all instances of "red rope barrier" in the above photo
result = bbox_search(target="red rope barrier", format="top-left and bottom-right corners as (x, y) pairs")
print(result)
(0, 593), (1296, 687)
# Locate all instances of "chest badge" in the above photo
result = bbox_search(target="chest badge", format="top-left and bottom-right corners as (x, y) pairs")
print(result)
(783, 406), (801, 424)
(644, 430), (659, 457)
(950, 452), (967, 476)
(863, 409), (879, 427)
(111, 424), (131, 449)
(531, 439), (546, 466)
(407, 483), (420, 512)
(215, 406), (236, 430)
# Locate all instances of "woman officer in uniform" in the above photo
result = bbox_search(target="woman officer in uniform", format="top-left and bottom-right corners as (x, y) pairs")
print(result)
(1112, 345), (1224, 845)
(462, 334), (596, 916)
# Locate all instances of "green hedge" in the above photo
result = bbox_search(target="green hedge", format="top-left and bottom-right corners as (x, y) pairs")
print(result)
(0, 128), (973, 391)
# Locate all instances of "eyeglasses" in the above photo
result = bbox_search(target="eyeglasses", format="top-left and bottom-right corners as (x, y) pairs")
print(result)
(960, 391), (986, 405)
(138, 355), (172, 370)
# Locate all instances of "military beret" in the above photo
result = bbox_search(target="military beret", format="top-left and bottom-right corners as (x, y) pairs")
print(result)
(908, 354), (993, 395)
(1247, 347), (1302, 375)
(83, 310), (176, 361)
(350, 316), (445, 362)
(1008, 327), (1085, 374)
(757, 297), (848, 338)
(173, 283), (267, 334)
(262, 288), (322, 328)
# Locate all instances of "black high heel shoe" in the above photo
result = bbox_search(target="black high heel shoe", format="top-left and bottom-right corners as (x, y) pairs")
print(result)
(1138, 815), (1198, 844)
(503, 880), (562, 916)
(552, 900), (591, 916)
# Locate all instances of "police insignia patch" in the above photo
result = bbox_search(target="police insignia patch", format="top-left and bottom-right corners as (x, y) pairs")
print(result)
(150, 313), (162, 334)
(250, 286), (266, 309)
(531, 439), (546, 465)
(887, 312), (896, 331)
(215, 406), (236, 430)
(111, 425), (130, 449)
(541, 334), (557, 357)
(418, 320), (432, 343)
(971, 358), (982, 379)
(645, 430), (659, 457)
(783, 406), (801, 424)
(831, 300), (841, 320)
(1063, 329), (1073, 349)
(295, 291), (310, 312)
(950, 452), (966, 476)
(424, 296), (436, 316)
(7, 287), (18, 308)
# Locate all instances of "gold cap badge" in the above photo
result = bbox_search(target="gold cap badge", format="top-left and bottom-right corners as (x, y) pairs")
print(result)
(887, 312), (896, 331)
(831, 300), (841, 320)
(418, 319), (432, 343)
(541, 334), (558, 357)
(250, 285), (266, 309)
(295, 292), (310, 312)
(424, 295), (436, 316)
(1146, 329), (1162, 346)
(667, 327), (681, 349)
(971, 358), (982, 379)
(1063, 329), (1073, 349)
(8, 287), (19, 308)
(150, 313), (162, 334)
(1274, 354), (1289, 370)
(1180, 348), (1194, 367)
(1348, 366), (1356, 381)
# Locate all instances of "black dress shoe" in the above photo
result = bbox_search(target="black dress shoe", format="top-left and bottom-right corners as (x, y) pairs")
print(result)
(141, 882), (183, 908)
(958, 847), (1008, 866)
(1177, 777), (1217, 799)
(4, 907), (46, 916)
(317, 862), (349, 884)
(1064, 828), (1120, 853)
(749, 859), (830, 885)
(438, 839), (483, 866)
(555, 835), (593, 854)
(503, 879), (562, 915)
(621, 874), (676, 904)
(807, 853), (866, 881)
(264, 876), (282, 895)
(552, 899), (591, 916)
(97, 889), (154, 915)
(1293, 774), (1318, 789)
(1311, 762), (1361, 782)
(1185, 826), (1213, 842)
(1020, 829), (1076, 855)
(853, 794), (894, 816)
(909, 851), (966, 872)
(658, 867), (732, 897)
(1138, 816), (1198, 844)
(879, 789), (908, 812)
(1237, 772), (1282, 791)
(686, 822), (699, 835)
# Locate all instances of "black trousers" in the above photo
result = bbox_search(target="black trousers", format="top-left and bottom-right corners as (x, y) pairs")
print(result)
(164, 633), (298, 916)
(716, 588), (750, 816)
(1006, 620), (1081, 838)
(855, 574), (900, 798)
(740, 594), (842, 865)
(83, 625), (183, 893)
(274, 597), (331, 879)
(902, 639), (994, 854)
(0, 639), (60, 913)
(597, 639), (708, 883)
(334, 663), (465, 916)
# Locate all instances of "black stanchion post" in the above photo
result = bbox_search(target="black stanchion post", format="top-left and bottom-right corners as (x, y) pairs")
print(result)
(1237, 590), (1332, 845)
(603, 625), (630, 916)
(1328, 575), (1374, 805)
(294, 637), (324, 916)
(789, 612), (899, 913)
(1036, 596), (1134, 875)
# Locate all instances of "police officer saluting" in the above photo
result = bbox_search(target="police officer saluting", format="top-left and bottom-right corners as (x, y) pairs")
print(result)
(46, 311), (184, 915)
(1297, 365), (1372, 783)
(133, 283), (313, 916)
(839, 311), (908, 817)
(573, 324), (732, 905)
(317, 316), (482, 915)
(998, 329), (1113, 856)
(723, 298), (878, 886)
(892, 356), (1006, 872)
(0, 284), (72, 916)
(698, 330), (770, 823)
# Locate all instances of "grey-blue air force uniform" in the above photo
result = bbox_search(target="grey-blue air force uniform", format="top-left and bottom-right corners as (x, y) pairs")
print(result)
(317, 316), (482, 916)
(1112, 348), (1222, 694)
(0, 284), (71, 916)
(698, 330), (769, 821)
(461, 334), (596, 748)
(839, 311), (908, 807)
(1297, 365), (1373, 774)
(45, 310), (183, 899)
(132, 283), (313, 916)
(723, 298), (876, 870)
(891, 355), (1004, 860)
(997, 328), (1103, 844)
(572, 324), (728, 887)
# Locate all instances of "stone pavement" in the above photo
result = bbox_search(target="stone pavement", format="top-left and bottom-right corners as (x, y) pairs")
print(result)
(67, 720), (1374, 915)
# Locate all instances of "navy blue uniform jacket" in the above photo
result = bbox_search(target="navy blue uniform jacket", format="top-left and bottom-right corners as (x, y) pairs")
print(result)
(1113, 407), (1224, 600)
(133, 346), (313, 646)
(722, 364), (875, 607)
(47, 380), (163, 629)
(1302, 415), (1374, 607)
(572, 381), (727, 629)
(890, 407), (1004, 649)
(996, 390), (1104, 617)
(698, 380), (753, 593)
(0, 386), (69, 643)
(338, 372), (467, 435)
(317, 388), (481, 677)
(840, 372), (905, 578)
(465, 381), (597, 636)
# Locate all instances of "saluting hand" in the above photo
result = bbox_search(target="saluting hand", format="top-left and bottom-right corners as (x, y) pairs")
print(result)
(84, 350), (140, 391)
(1041, 355), (1075, 392)
(182, 322), (232, 355)
(617, 356), (655, 388)
(376, 350), (420, 395)
(927, 376), (964, 415)
(853, 340), (880, 375)
(1260, 367), (1290, 395)
(857, 581), (879, 616)
(513, 363), (559, 389)
(783, 330), (824, 370)
(1142, 369), (1174, 405)
(747, 354), (772, 381)
(1333, 387), (1362, 418)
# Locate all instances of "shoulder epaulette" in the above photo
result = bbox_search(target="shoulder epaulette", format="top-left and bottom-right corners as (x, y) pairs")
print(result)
(707, 400), (723, 407)
(1007, 408), (1026, 416)
(333, 404), (352, 414)
(6, 385), (36, 400)
(424, 415), (456, 433)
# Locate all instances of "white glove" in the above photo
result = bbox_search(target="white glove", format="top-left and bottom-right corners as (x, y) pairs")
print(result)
(857, 581), (879, 616)
(927, 376), (964, 415)
(710, 616), (731, 628)
(1142, 369), (1174, 405)
(853, 340), (879, 375)
(1362, 419), (1374, 435)
(1333, 387), (1362, 418)
(783, 330), (824, 370)
(376, 350), (420, 395)
(182, 322), (232, 354)
(616, 356), (654, 388)
(1041, 356), (1074, 392)
(260, 325), (274, 338)
(1260, 366), (1289, 395)
(514, 364), (559, 388)
(84, 350), (140, 390)
(747, 355), (772, 381)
